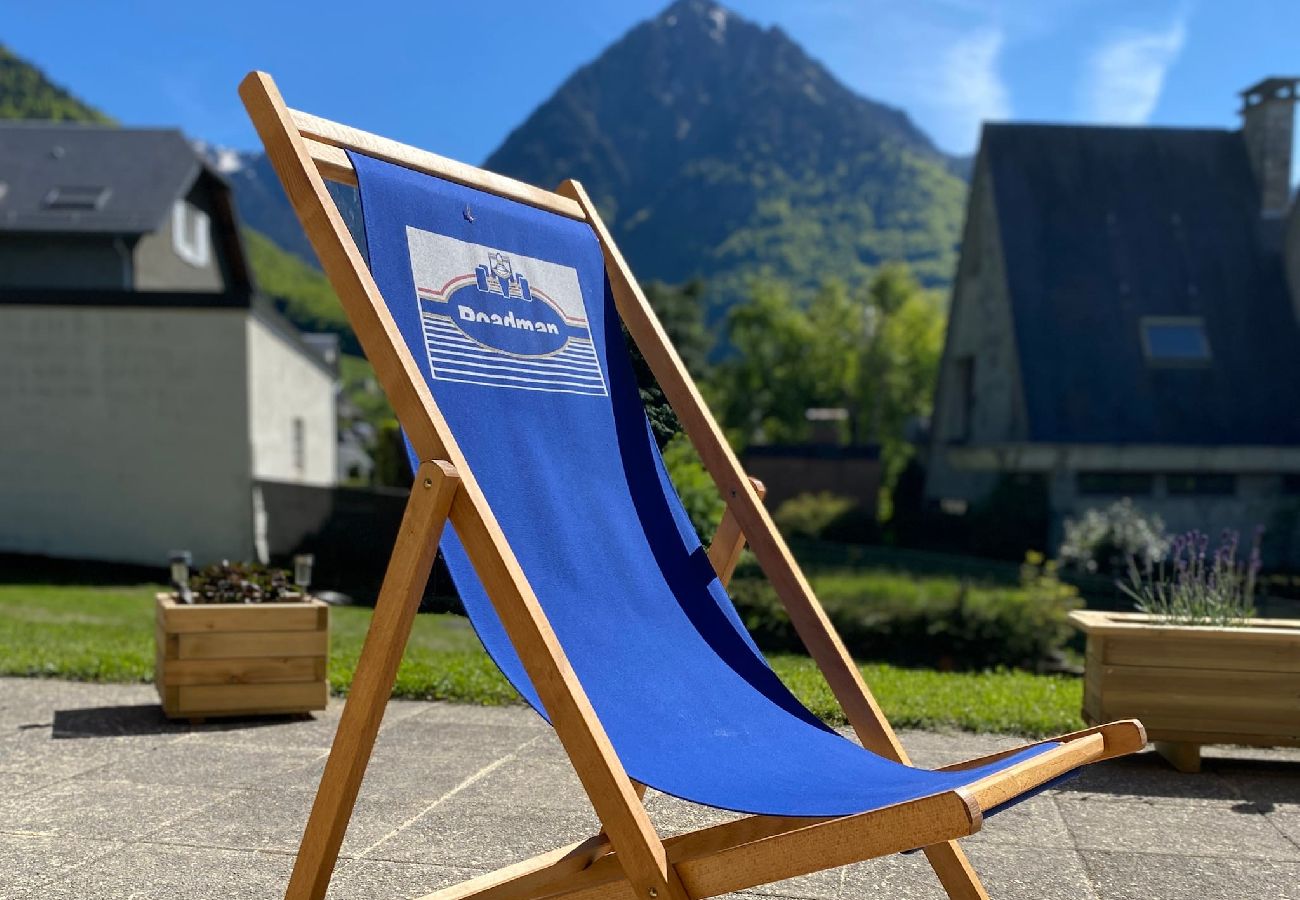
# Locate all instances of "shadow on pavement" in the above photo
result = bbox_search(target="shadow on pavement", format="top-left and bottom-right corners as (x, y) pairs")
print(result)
(50, 704), (312, 739)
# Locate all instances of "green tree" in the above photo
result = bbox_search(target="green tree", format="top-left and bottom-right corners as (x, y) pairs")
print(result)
(713, 263), (944, 519)
(626, 279), (714, 448)
(855, 264), (945, 512)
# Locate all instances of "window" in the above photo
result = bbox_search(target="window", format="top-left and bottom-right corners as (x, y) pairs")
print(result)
(1140, 316), (1211, 365)
(292, 417), (306, 475)
(1166, 473), (1236, 496)
(43, 184), (110, 211)
(172, 200), (211, 268)
(1077, 472), (1153, 496)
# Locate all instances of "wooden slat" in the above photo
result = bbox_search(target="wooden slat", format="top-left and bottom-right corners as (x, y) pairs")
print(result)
(707, 477), (765, 588)
(555, 178), (992, 900)
(159, 656), (322, 687)
(241, 72), (683, 900)
(290, 109), (585, 219)
(1103, 634), (1300, 673)
(1071, 609), (1300, 640)
(1119, 711), (1300, 740)
(283, 460), (460, 900)
(1132, 727), (1300, 748)
(174, 681), (327, 715)
(539, 791), (978, 900)
(304, 138), (356, 186)
(176, 629), (327, 660)
(158, 596), (325, 633)
(1102, 664), (1300, 701)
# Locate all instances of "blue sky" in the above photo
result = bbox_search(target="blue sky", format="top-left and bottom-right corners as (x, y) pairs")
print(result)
(2, 0), (1298, 161)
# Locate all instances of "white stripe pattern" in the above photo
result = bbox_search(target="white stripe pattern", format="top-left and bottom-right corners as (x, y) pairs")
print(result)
(420, 312), (609, 396)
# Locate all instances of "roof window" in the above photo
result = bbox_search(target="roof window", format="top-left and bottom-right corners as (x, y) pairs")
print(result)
(1140, 316), (1211, 365)
(42, 185), (110, 211)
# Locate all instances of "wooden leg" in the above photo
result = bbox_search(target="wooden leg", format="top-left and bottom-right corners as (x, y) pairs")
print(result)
(922, 842), (989, 899)
(1154, 741), (1201, 773)
(284, 461), (460, 900)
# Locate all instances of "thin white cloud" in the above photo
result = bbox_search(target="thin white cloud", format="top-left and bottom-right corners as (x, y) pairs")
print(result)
(1081, 17), (1187, 124)
(932, 27), (1011, 150)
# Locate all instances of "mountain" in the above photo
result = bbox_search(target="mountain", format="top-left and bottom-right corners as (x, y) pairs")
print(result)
(486, 0), (967, 311)
(196, 145), (324, 263)
(0, 44), (113, 123)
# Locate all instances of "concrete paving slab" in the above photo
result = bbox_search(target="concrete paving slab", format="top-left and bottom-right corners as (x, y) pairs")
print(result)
(1058, 793), (1300, 860)
(961, 791), (1072, 849)
(82, 739), (325, 789)
(1215, 757), (1300, 813)
(838, 852), (949, 900)
(28, 842), (294, 900)
(0, 777), (229, 843)
(1079, 849), (1300, 900)
(153, 785), (435, 859)
(325, 860), (485, 900)
(0, 833), (123, 900)
(5, 677), (1300, 899)
(964, 844), (1100, 900)
(1058, 749), (1252, 807)
(363, 799), (600, 868)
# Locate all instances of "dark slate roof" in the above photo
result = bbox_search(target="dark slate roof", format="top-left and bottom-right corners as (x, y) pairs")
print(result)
(984, 122), (1300, 446)
(0, 122), (203, 234)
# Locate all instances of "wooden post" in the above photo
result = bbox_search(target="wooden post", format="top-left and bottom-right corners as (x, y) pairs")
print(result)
(285, 460), (460, 900)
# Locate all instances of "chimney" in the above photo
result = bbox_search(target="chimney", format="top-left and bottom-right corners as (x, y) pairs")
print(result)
(1240, 77), (1300, 217)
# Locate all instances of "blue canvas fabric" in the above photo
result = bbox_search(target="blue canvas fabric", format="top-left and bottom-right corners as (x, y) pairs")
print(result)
(350, 151), (1059, 817)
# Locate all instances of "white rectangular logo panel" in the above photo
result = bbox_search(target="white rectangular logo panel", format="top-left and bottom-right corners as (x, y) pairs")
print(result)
(405, 227), (608, 397)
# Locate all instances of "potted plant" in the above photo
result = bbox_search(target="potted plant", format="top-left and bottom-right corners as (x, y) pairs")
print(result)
(1070, 529), (1300, 772)
(155, 555), (329, 720)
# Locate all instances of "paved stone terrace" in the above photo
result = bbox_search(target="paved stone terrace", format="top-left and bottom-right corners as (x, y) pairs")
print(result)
(1, 678), (1298, 899)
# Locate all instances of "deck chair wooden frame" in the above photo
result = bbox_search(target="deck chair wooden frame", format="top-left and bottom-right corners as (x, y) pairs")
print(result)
(239, 71), (1144, 900)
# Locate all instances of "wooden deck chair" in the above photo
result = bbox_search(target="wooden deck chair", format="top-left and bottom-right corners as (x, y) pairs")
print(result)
(240, 71), (1145, 900)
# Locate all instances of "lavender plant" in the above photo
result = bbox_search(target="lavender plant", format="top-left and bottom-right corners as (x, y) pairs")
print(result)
(1120, 528), (1263, 626)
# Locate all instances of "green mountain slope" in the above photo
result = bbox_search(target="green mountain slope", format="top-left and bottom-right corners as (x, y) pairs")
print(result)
(0, 44), (114, 123)
(486, 0), (966, 312)
(242, 228), (351, 342)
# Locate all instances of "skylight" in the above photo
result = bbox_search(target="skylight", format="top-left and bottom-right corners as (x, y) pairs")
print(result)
(1140, 316), (1211, 365)
(42, 185), (110, 211)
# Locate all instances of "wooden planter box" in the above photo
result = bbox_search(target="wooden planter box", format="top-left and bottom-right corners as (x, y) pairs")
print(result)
(155, 593), (329, 719)
(1071, 610), (1300, 771)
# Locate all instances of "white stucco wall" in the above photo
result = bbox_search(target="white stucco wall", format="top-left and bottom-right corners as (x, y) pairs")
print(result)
(246, 311), (337, 487)
(0, 305), (256, 565)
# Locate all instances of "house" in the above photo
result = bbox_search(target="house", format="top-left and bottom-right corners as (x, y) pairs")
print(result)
(926, 78), (1300, 563)
(0, 122), (337, 567)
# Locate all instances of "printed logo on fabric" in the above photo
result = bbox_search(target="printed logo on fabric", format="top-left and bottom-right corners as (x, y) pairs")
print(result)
(406, 227), (608, 397)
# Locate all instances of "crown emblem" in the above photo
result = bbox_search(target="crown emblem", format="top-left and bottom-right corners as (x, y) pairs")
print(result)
(475, 252), (532, 301)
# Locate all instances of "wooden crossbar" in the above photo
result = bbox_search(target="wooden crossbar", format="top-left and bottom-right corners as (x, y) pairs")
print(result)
(706, 477), (765, 587)
(292, 110), (585, 218)
(240, 70), (1144, 900)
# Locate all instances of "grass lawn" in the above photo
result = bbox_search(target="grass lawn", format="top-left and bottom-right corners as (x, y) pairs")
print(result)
(0, 583), (1084, 737)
